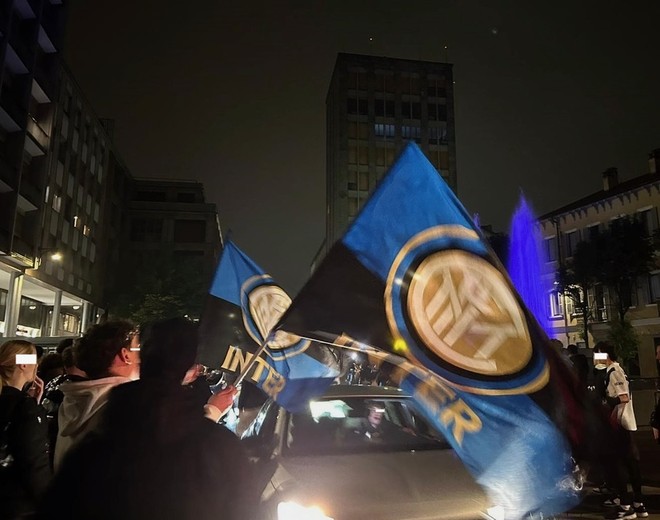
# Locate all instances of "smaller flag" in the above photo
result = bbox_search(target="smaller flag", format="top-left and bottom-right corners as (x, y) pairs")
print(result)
(197, 240), (339, 411)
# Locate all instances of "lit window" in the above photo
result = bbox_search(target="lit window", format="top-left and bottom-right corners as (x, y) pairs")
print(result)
(549, 291), (563, 318)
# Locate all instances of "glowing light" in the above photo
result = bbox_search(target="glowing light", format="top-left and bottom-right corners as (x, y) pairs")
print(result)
(393, 337), (408, 353)
(277, 501), (333, 520)
(28, 305), (37, 310)
(506, 194), (552, 336)
(72, 305), (80, 310)
(50, 252), (63, 262)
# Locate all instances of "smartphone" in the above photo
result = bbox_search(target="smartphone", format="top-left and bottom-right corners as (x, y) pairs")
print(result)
(593, 352), (608, 361)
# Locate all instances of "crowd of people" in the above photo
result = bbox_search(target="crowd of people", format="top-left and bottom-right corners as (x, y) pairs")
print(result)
(557, 340), (660, 520)
(1, 323), (659, 520)
(0, 318), (256, 520)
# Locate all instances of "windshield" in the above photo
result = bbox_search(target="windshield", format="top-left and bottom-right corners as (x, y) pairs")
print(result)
(285, 396), (449, 456)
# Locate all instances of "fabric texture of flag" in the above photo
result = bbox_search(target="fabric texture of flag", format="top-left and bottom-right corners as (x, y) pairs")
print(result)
(275, 142), (594, 518)
(197, 240), (339, 411)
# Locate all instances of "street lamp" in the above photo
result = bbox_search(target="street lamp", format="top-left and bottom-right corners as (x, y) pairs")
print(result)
(35, 248), (64, 269)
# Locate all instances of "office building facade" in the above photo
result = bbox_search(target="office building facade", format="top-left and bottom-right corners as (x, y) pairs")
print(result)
(125, 178), (222, 282)
(1, 2), (222, 335)
(324, 53), (457, 251)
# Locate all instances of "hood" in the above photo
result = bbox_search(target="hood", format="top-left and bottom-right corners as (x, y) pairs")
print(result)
(276, 450), (488, 519)
(103, 379), (206, 446)
(58, 376), (132, 438)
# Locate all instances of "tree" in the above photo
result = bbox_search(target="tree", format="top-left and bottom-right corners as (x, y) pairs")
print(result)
(558, 216), (654, 363)
(106, 253), (209, 324)
(593, 218), (654, 323)
(556, 240), (600, 349)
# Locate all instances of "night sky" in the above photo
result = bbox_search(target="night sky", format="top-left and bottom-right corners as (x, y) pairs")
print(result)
(64, 1), (660, 293)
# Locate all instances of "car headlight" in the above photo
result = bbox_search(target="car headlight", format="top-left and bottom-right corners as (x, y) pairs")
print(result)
(277, 501), (334, 520)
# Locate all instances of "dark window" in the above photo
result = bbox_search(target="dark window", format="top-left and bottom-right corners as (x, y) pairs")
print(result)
(347, 98), (368, 116)
(427, 85), (447, 98)
(174, 220), (206, 243)
(135, 191), (166, 202)
(19, 297), (42, 329)
(402, 102), (421, 119)
(176, 192), (196, 203)
(564, 230), (580, 257)
(411, 102), (421, 119)
(374, 100), (395, 118)
(428, 103), (447, 121)
(130, 218), (163, 242)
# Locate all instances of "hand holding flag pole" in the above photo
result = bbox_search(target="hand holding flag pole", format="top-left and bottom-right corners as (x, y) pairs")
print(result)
(197, 239), (340, 412)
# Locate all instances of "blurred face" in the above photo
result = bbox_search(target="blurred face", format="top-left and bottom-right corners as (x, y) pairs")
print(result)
(127, 334), (141, 362)
(368, 407), (384, 428)
(656, 345), (660, 362)
(593, 351), (608, 366)
(125, 334), (141, 379)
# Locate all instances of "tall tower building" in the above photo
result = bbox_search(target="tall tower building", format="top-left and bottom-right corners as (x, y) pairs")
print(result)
(325, 53), (456, 251)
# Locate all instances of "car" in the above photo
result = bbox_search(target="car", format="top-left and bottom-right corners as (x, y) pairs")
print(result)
(241, 384), (491, 520)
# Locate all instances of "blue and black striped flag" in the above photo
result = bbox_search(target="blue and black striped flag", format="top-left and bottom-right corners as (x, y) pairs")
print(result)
(274, 142), (598, 517)
(197, 240), (340, 411)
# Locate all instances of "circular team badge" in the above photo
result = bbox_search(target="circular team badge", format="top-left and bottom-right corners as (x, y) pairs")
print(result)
(241, 275), (310, 360)
(385, 225), (548, 395)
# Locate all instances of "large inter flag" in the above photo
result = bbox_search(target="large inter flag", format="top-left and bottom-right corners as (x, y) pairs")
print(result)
(197, 240), (339, 411)
(275, 143), (591, 517)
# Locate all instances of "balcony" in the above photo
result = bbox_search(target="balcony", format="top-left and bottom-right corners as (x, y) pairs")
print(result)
(4, 44), (29, 75)
(0, 105), (21, 133)
(25, 116), (48, 156)
(13, 0), (36, 19)
(32, 65), (55, 102)
(37, 25), (56, 54)
(0, 89), (27, 131)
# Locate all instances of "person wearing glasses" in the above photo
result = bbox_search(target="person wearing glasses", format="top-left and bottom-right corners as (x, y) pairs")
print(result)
(38, 317), (256, 520)
(53, 320), (140, 470)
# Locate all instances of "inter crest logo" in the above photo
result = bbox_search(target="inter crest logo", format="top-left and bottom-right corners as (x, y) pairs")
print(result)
(385, 225), (547, 394)
(241, 275), (310, 359)
(407, 250), (531, 376)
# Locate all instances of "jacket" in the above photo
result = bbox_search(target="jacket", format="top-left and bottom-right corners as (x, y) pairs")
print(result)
(38, 379), (257, 520)
(54, 376), (131, 470)
(0, 386), (51, 519)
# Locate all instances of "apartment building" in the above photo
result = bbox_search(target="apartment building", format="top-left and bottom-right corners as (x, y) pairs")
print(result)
(539, 149), (660, 381)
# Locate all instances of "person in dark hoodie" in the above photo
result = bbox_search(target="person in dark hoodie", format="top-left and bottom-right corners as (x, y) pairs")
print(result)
(0, 339), (51, 519)
(37, 317), (256, 520)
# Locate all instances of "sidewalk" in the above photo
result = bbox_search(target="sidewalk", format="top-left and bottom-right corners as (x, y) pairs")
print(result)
(563, 428), (660, 519)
